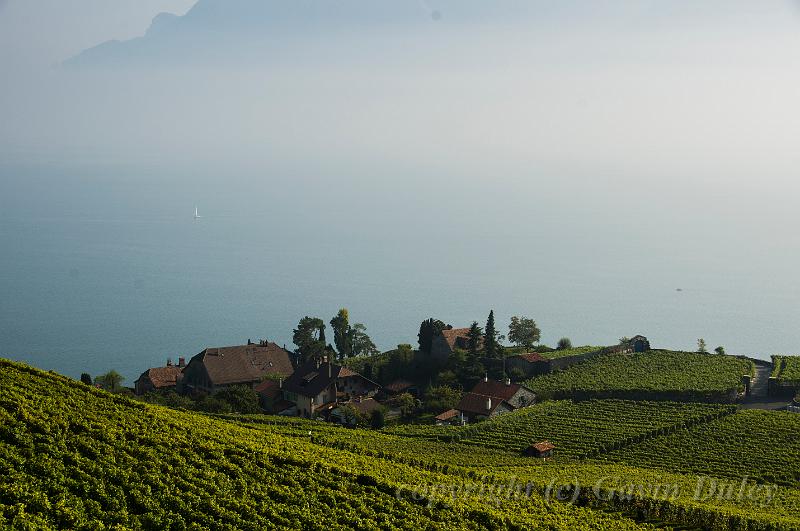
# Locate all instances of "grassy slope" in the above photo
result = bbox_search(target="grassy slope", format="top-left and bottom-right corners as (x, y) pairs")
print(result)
(0, 360), (651, 530)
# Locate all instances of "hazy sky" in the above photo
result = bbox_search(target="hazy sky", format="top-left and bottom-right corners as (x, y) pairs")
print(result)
(0, 0), (195, 69)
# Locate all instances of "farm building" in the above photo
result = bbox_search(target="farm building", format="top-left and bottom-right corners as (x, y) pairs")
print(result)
(523, 440), (555, 459)
(134, 358), (185, 395)
(506, 352), (550, 378)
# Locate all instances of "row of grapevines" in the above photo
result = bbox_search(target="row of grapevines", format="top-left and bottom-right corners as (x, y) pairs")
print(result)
(600, 409), (800, 487)
(524, 350), (752, 401)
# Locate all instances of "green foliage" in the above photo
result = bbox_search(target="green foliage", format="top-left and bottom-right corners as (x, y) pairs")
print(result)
(417, 318), (446, 354)
(466, 321), (482, 356)
(605, 409), (800, 486)
(714, 346), (726, 355)
(370, 408), (386, 429)
(94, 370), (124, 393)
(79, 373), (92, 385)
(350, 322), (378, 358)
(423, 386), (462, 413)
(508, 316), (541, 349)
(214, 385), (261, 414)
(484, 310), (498, 358)
(292, 316), (326, 363)
(557, 337), (573, 350)
(330, 308), (351, 359)
(392, 392), (416, 419)
(697, 338), (708, 354)
(524, 350), (752, 402)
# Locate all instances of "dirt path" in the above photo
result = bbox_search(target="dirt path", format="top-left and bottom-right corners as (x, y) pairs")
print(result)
(740, 361), (790, 410)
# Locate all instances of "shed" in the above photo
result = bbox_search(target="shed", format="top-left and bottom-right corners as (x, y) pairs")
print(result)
(523, 440), (555, 459)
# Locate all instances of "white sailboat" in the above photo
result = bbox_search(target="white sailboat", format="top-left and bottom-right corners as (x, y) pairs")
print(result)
(194, 206), (201, 220)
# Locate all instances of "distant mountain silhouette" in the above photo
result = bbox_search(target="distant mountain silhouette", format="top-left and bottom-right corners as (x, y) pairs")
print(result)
(65, 0), (741, 68)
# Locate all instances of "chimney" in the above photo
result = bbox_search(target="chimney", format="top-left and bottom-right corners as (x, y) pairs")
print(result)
(483, 373), (488, 383)
(505, 377), (511, 386)
(279, 377), (283, 389)
(486, 397), (492, 411)
(247, 338), (252, 345)
(166, 358), (173, 367)
(178, 357), (186, 368)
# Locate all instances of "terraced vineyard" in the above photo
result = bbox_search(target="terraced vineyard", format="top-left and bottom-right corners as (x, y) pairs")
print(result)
(0, 360), (654, 530)
(460, 400), (735, 458)
(386, 400), (735, 459)
(601, 409), (800, 486)
(772, 355), (800, 382)
(539, 345), (603, 360)
(524, 350), (753, 402)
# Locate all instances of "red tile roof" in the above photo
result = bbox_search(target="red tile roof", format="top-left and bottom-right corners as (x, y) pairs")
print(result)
(456, 392), (507, 416)
(530, 440), (556, 452)
(192, 343), (294, 386)
(440, 327), (473, 351)
(254, 379), (281, 400)
(435, 409), (460, 422)
(470, 380), (522, 401)
(350, 398), (383, 415)
(139, 366), (183, 389)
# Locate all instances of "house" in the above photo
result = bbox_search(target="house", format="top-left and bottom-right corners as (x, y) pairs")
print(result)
(430, 327), (479, 362)
(281, 358), (380, 418)
(469, 377), (536, 409)
(454, 392), (514, 422)
(134, 358), (185, 395)
(180, 342), (294, 395)
(506, 352), (550, 378)
(523, 440), (555, 459)
(434, 408), (462, 426)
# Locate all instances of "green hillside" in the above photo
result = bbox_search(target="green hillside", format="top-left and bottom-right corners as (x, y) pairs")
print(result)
(2, 359), (799, 530)
(0, 360), (650, 530)
(524, 350), (752, 402)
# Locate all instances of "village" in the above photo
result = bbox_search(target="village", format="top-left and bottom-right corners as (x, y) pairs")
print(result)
(131, 311), (654, 435)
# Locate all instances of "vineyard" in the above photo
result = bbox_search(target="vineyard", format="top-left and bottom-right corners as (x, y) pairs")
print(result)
(772, 355), (800, 382)
(0, 359), (654, 530)
(524, 350), (753, 402)
(385, 400), (735, 459)
(601, 409), (800, 486)
(2, 359), (799, 530)
(222, 408), (800, 531)
(539, 345), (603, 360)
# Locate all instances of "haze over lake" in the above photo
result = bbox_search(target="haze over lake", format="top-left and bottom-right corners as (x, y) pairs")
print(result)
(1, 0), (799, 382)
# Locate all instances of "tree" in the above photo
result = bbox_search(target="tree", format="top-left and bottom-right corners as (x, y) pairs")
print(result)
(418, 318), (446, 354)
(467, 321), (483, 357)
(714, 346), (726, 355)
(350, 323), (379, 358)
(370, 408), (386, 429)
(508, 316), (541, 350)
(330, 309), (351, 359)
(484, 311), (498, 358)
(557, 337), (572, 350)
(95, 371), (124, 393)
(393, 392), (416, 418)
(293, 316), (326, 363)
(697, 338), (708, 354)
(619, 337), (631, 345)
(215, 385), (260, 414)
(425, 385), (462, 413)
(80, 373), (92, 385)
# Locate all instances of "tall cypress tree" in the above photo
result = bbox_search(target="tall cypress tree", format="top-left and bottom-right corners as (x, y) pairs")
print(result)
(467, 321), (483, 357)
(484, 310), (497, 359)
